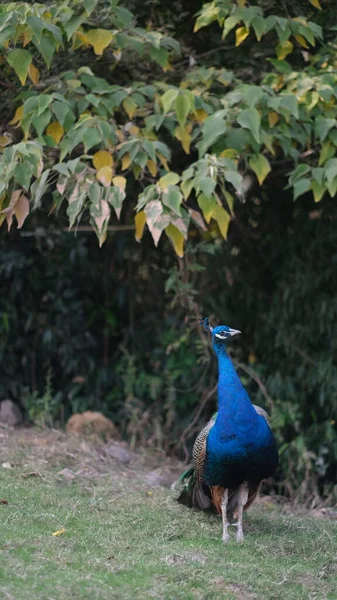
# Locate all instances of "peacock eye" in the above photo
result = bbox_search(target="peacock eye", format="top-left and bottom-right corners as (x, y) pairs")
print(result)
(215, 331), (227, 340)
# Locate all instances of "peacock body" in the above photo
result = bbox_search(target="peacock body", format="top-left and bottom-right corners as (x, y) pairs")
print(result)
(177, 319), (279, 542)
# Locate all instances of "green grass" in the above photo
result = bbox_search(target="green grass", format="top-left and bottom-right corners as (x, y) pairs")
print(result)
(1, 430), (337, 600)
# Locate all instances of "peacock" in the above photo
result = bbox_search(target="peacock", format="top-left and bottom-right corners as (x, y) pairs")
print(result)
(177, 318), (279, 542)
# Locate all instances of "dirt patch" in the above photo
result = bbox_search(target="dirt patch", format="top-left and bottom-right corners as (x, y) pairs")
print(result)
(0, 425), (184, 488)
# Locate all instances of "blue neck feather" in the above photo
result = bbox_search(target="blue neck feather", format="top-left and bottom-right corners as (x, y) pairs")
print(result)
(213, 344), (258, 435)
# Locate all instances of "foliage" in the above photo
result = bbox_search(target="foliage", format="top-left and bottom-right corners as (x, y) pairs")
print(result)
(1, 0), (337, 255)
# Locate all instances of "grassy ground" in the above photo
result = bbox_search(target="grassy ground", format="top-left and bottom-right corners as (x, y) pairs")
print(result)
(1, 428), (337, 600)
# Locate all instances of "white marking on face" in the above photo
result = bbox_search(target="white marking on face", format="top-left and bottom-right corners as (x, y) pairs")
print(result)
(215, 332), (227, 339)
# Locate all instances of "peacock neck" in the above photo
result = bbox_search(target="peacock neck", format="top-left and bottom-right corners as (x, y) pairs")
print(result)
(214, 345), (256, 432)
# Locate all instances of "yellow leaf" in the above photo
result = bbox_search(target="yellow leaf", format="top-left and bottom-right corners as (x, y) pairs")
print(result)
(194, 109), (208, 123)
(135, 210), (147, 241)
(295, 35), (309, 49)
(0, 135), (12, 149)
(174, 126), (191, 154)
(235, 27), (250, 47)
(157, 153), (170, 171)
(73, 30), (90, 49)
(212, 204), (231, 240)
(93, 150), (113, 170)
(112, 176), (126, 191)
(23, 29), (32, 47)
(122, 97), (137, 119)
(14, 194), (29, 228)
(28, 63), (40, 85)
(219, 148), (239, 159)
(97, 231), (107, 247)
(52, 528), (66, 536)
(165, 224), (185, 257)
(308, 0), (322, 8)
(46, 122), (64, 144)
(158, 172), (180, 189)
(249, 154), (271, 186)
(96, 166), (113, 187)
(129, 125), (140, 136)
(86, 29), (113, 55)
(237, 0), (246, 5)
(147, 160), (157, 177)
(312, 181), (325, 202)
(116, 129), (125, 143)
(268, 112), (279, 127)
(121, 153), (132, 170)
(276, 40), (293, 60)
(9, 106), (24, 126)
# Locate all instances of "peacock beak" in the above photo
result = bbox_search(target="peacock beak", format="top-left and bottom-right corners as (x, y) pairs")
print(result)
(229, 328), (241, 337)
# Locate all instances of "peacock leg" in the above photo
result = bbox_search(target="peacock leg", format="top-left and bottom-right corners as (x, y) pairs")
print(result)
(221, 488), (230, 543)
(235, 482), (249, 542)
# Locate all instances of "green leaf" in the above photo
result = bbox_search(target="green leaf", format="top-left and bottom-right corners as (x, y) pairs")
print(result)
(289, 164), (311, 184)
(279, 95), (299, 119)
(52, 101), (72, 126)
(324, 158), (337, 187)
(68, 187), (87, 229)
(83, 128), (102, 152)
(32, 109), (52, 137)
(159, 172), (180, 189)
(7, 49), (32, 85)
(175, 94), (190, 129)
(293, 179), (311, 200)
(14, 163), (34, 191)
(249, 154), (271, 186)
(197, 114), (227, 157)
(88, 183), (101, 205)
(162, 186), (182, 216)
(84, 0), (98, 14)
(199, 177), (216, 197)
(315, 117), (336, 142)
(251, 16), (266, 41)
(224, 170), (242, 191)
(237, 108), (261, 143)
(33, 33), (56, 68)
(37, 95), (54, 117)
(161, 89), (179, 114)
(242, 86), (264, 108)
(63, 15), (85, 41)
(319, 141), (335, 166)
(197, 193), (216, 224)
(312, 167), (324, 185)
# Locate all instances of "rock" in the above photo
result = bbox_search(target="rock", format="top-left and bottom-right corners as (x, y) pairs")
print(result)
(0, 400), (22, 427)
(66, 411), (120, 441)
(105, 443), (131, 464)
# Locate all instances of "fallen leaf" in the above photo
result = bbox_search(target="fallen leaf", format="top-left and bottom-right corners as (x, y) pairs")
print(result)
(52, 528), (66, 536)
(0, 499), (8, 505)
(2, 462), (13, 469)
(58, 467), (76, 480)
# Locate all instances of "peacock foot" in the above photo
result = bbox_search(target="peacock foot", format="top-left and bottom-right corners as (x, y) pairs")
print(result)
(222, 531), (230, 543)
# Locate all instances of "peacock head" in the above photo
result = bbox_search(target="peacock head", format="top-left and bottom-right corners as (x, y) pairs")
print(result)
(200, 317), (241, 348)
